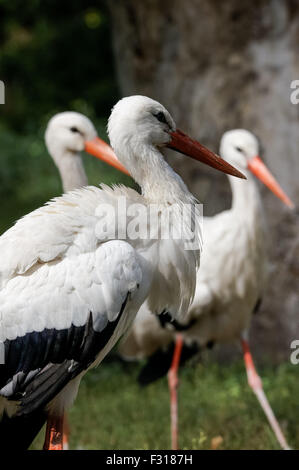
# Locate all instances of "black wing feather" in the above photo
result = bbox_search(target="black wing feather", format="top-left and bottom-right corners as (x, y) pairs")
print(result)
(0, 292), (129, 416)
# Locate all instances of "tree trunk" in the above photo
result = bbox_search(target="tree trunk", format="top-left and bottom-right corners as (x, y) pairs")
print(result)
(108, 0), (299, 362)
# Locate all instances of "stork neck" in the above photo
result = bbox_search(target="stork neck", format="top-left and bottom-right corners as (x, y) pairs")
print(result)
(54, 150), (88, 193)
(125, 144), (194, 205)
(228, 170), (263, 219)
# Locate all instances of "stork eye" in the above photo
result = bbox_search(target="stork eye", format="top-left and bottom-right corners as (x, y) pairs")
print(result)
(154, 111), (168, 125)
(235, 146), (243, 153)
(70, 126), (79, 133)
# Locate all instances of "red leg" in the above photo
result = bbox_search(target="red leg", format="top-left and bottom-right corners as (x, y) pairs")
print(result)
(167, 333), (184, 450)
(43, 414), (64, 450)
(63, 413), (70, 450)
(241, 337), (291, 450)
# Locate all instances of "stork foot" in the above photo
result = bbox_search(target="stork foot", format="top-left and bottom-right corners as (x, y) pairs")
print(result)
(63, 413), (70, 450)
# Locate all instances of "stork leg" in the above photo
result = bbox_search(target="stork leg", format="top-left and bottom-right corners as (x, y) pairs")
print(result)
(167, 333), (184, 450)
(43, 414), (64, 450)
(63, 413), (70, 450)
(241, 335), (291, 450)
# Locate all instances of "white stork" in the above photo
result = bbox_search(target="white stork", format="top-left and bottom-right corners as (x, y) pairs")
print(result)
(0, 96), (244, 450)
(119, 129), (294, 450)
(45, 110), (130, 449)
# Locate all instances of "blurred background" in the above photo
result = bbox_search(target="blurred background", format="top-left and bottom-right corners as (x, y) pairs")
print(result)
(0, 0), (298, 449)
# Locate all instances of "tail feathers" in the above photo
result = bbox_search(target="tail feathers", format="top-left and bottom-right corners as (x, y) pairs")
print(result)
(138, 342), (199, 386)
(0, 408), (47, 450)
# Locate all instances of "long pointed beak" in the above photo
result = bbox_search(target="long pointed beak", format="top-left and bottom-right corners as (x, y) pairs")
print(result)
(167, 129), (246, 179)
(248, 156), (294, 208)
(84, 137), (130, 176)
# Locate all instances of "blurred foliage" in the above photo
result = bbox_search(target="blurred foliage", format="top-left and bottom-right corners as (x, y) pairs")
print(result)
(0, 0), (126, 233)
(0, 117), (133, 233)
(0, 0), (118, 131)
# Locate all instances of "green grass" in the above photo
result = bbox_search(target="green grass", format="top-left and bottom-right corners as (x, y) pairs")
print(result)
(30, 359), (299, 450)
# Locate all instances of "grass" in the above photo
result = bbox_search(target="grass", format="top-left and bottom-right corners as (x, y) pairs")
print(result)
(30, 358), (299, 450)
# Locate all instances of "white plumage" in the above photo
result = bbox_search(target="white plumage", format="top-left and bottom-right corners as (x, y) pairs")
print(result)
(0, 193), (144, 340)
(119, 130), (267, 355)
(0, 96), (242, 449)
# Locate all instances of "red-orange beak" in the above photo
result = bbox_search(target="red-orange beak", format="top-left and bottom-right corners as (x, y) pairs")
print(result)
(248, 156), (294, 208)
(84, 137), (130, 176)
(167, 129), (246, 179)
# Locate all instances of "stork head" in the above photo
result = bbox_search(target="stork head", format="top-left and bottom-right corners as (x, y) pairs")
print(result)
(108, 95), (176, 154)
(45, 112), (97, 163)
(220, 129), (294, 208)
(107, 95), (245, 180)
(45, 111), (130, 178)
(220, 129), (259, 169)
